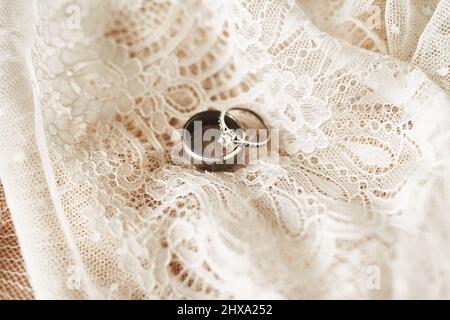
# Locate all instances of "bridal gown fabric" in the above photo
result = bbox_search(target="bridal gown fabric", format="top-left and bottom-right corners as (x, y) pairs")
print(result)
(0, 0), (450, 299)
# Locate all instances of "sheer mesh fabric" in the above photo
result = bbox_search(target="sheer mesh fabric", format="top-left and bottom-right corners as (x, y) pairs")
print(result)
(0, 183), (34, 300)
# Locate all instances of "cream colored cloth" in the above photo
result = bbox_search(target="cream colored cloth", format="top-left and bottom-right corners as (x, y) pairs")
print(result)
(1, 0), (450, 299)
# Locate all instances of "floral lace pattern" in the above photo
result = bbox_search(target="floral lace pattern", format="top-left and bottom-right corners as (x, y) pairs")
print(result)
(1, 0), (450, 299)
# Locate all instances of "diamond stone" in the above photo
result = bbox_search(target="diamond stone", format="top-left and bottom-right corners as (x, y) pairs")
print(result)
(218, 131), (236, 148)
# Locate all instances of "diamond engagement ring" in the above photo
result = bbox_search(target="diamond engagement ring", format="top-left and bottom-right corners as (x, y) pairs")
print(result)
(219, 106), (270, 148)
(182, 110), (244, 171)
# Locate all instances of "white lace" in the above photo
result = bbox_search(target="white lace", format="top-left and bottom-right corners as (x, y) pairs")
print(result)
(1, 0), (450, 299)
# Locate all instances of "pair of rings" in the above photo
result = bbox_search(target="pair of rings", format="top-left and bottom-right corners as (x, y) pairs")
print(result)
(182, 106), (270, 170)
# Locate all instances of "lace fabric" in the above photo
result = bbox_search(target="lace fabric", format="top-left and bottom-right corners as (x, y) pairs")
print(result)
(0, 0), (450, 299)
(0, 183), (34, 299)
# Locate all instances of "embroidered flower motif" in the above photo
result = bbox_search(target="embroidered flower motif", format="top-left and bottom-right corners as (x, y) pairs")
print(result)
(44, 39), (146, 133)
(264, 69), (330, 154)
(80, 204), (124, 241)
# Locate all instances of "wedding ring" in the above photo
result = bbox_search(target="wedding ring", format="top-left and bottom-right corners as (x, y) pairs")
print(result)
(182, 110), (244, 170)
(219, 106), (270, 148)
